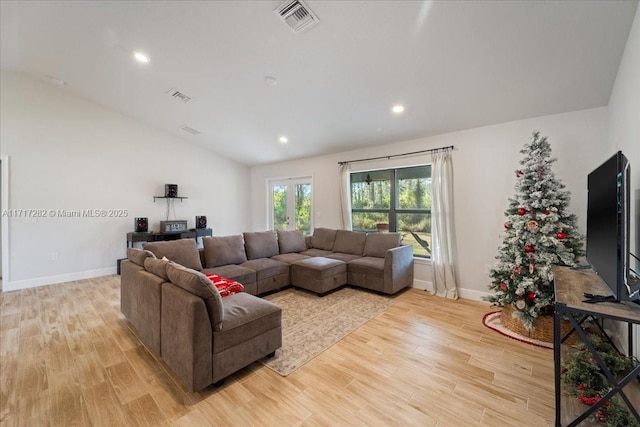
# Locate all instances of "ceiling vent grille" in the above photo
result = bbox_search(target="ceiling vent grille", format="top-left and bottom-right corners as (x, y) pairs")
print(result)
(275, 0), (319, 34)
(166, 88), (192, 103)
(181, 125), (200, 136)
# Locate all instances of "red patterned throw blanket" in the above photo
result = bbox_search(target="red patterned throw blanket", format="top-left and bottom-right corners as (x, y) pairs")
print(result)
(205, 274), (244, 297)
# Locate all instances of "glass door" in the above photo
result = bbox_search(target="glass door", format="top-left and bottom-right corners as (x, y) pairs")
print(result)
(270, 177), (312, 235)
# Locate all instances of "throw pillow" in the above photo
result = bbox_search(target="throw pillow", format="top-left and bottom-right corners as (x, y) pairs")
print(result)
(276, 229), (307, 254)
(143, 239), (203, 271)
(332, 230), (367, 255)
(144, 257), (170, 280)
(243, 231), (279, 259)
(126, 248), (156, 266)
(166, 263), (224, 331)
(204, 274), (244, 297)
(202, 235), (248, 267)
(363, 232), (401, 258)
(311, 228), (338, 250)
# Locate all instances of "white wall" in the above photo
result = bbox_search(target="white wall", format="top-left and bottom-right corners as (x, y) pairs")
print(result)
(605, 5), (640, 356)
(250, 107), (608, 299)
(0, 71), (251, 291)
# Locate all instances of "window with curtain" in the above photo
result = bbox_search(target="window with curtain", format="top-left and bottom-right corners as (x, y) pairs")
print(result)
(350, 165), (432, 258)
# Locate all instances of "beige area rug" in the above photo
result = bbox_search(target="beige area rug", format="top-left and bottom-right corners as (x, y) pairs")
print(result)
(261, 286), (397, 376)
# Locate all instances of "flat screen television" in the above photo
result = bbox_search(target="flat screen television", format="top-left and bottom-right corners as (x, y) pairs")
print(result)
(586, 151), (635, 302)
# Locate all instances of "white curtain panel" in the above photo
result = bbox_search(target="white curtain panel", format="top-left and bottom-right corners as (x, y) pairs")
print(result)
(339, 163), (353, 230)
(431, 150), (459, 299)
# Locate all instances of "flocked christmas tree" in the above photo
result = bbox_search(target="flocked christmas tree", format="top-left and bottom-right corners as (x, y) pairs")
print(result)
(486, 131), (584, 330)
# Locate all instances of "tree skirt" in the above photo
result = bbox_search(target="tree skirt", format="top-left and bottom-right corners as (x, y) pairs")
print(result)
(482, 310), (552, 349)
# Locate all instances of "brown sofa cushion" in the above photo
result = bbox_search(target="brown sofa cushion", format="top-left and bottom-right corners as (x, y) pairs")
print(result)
(276, 230), (306, 254)
(143, 239), (203, 271)
(127, 248), (156, 266)
(243, 231), (279, 260)
(203, 235), (248, 267)
(363, 233), (401, 258)
(311, 228), (337, 250)
(332, 230), (366, 255)
(143, 257), (170, 280)
(166, 263), (224, 331)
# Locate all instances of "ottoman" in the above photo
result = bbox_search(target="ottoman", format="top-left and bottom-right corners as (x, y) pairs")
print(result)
(291, 257), (347, 296)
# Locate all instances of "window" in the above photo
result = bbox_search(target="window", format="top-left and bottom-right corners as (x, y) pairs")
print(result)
(269, 177), (313, 235)
(351, 165), (431, 257)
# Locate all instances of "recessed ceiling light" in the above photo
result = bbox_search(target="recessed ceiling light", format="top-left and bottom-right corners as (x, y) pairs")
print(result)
(392, 104), (405, 114)
(265, 76), (278, 86)
(133, 51), (150, 64)
(279, 136), (289, 144)
(45, 75), (67, 86)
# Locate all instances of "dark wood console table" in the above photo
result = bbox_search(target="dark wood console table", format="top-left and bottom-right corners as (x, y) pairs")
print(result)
(126, 228), (212, 248)
(553, 266), (640, 426)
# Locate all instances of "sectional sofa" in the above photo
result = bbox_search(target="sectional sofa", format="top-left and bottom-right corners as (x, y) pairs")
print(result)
(120, 227), (413, 391)
(201, 227), (414, 296)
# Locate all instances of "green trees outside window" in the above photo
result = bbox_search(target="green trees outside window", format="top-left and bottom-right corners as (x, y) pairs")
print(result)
(351, 165), (431, 257)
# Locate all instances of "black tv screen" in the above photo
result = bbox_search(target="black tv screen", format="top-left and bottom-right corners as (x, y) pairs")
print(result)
(586, 151), (630, 301)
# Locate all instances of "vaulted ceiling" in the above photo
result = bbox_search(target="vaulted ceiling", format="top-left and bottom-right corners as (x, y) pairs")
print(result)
(1, 1), (637, 165)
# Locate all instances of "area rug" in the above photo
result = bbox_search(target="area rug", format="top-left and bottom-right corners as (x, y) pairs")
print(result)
(261, 286), (397, 376)
(482, 310), (553, 349)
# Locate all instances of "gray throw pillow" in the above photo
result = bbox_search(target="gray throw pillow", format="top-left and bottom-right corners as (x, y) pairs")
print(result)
(332, 230), (367, 255)
(202, 235), (248, 267)
(127, 248), (156, 266)
(311, 228), (337, 251)
(243, 231), (279, 259)
(166, 263), (224, 331)
(363, 233), (401, 258)
(143, 257), (170, 280)
(143, 239), (203, 271)
(277, 230), (307, 254)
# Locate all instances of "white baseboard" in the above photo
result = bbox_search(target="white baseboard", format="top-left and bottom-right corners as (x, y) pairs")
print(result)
(411, 278), (433, 292)
(458, 288), (492, 302)
(2, 267), (117, 292)
(411, 279), (491, 303)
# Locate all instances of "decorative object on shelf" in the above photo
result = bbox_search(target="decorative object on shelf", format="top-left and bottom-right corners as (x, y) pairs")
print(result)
(165, 184), (178, 198)
(135, 217), (148, 232)
(160, 220), (188, 233)
(196, 216), (207, 229)
(484, 131), (584, 331)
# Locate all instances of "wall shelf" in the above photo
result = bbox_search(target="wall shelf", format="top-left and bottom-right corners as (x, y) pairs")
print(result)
(153, 196), (188, 202)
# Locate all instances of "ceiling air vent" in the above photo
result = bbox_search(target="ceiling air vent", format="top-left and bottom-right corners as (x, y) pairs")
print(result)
(180, 125), (201, 136)
(165, 88), (192, 103)
(275, 0), (319, 34)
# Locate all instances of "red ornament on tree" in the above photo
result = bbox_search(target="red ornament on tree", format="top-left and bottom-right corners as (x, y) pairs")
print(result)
(504, 222), (511, 230)
(557, 232), (567, 240)
(513, 265), (521, 274)
(527, 291), (537, 301)
(545, 208), (550, 215)
(524, 245), (534, 253)
(499, 283), (508, 292)
(516, 170), (524, 177)
(517, 208), (527, 216)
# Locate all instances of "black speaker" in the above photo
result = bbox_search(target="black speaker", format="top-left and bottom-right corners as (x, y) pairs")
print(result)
(196, 216), (207, 229)
(135, 217), (148, 232)
(165, 184), (178, 198)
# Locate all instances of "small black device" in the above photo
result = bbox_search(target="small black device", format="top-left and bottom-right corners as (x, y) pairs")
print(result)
(165, 184), (178, 198)
(196, 216), (207, 229)
(135, 217), (148, 232)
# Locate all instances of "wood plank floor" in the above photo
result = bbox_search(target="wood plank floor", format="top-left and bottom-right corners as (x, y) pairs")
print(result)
(0, 275), (556, 426)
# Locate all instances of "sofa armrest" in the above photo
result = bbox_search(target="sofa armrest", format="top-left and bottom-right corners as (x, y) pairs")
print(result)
(161, 283), (213, 391)
(383, 245), (414, 294)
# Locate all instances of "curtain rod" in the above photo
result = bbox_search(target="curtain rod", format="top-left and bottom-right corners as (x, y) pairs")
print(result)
(337, 145), (454, 165)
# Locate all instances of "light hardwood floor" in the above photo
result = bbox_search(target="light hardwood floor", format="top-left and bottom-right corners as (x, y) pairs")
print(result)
(0, 275), (556, 426)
